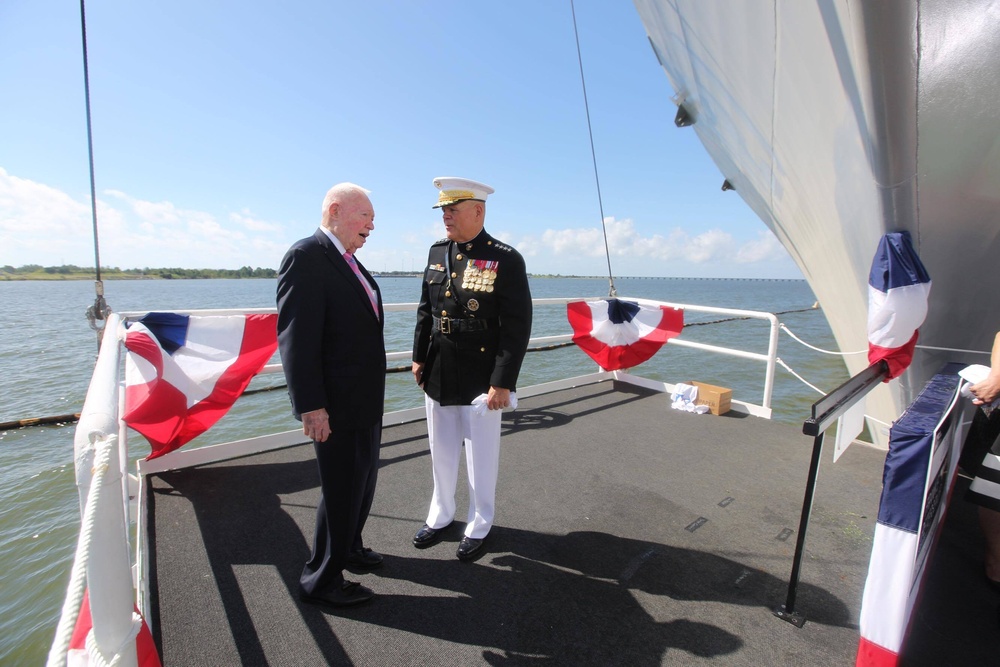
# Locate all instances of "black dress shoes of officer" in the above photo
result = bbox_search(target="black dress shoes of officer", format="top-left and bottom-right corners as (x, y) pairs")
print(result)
(413, 523), (451, 549)
(299, 581), (374, 609)
(346, 547), (383, 569)
(412, 522), (450, 548)
(456, 536), (485, 561)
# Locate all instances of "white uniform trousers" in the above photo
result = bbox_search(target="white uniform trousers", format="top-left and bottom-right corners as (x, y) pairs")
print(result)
(424, 395), (502, 539)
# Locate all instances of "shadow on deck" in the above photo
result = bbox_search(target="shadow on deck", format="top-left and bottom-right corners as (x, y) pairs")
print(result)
(145, 381), (1000, 665)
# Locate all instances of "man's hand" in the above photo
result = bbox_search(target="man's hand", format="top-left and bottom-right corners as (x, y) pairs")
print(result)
(971, 372), (1000, 406)
(487, 386), (511, 411)
(412, 361), (425, 387)
(302, 408), (331, 442)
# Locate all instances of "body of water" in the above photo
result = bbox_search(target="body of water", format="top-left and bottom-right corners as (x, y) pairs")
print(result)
(0, 276), (852, 663)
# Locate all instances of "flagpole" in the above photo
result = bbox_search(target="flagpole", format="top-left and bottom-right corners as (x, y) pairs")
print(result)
(570, 0), (616, 297)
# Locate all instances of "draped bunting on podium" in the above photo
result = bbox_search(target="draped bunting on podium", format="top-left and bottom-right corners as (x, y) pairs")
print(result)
(567, 298), (683, 371)
(856, 367), (964, 666)
(867, 232), (931, 380)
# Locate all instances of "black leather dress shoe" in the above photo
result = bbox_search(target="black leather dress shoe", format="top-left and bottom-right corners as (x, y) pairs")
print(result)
(346, 547), (383, 569)
(413, 523), (450, 548)
(456, 536), (485, 561)
(299, 581), (374, 609)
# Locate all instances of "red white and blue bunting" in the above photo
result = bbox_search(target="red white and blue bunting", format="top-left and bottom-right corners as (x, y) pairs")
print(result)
(567, 298), (683, 371)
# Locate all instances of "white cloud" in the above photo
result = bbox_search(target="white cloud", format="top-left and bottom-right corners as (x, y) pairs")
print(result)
(0, 168), (291, 269)
(231, 209), (282, 233)
(0, 168), (798, 277)
(735, 229), (788, 263)
(515, 217), (782, 265)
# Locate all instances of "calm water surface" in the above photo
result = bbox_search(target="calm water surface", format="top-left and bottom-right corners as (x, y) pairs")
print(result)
(0, 277), (850, 663)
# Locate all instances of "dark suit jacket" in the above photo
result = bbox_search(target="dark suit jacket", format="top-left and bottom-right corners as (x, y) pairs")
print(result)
(276, 229), (386, 429)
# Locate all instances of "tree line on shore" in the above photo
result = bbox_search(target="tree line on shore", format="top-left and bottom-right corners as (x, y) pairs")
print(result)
(1, 264), (278, 280)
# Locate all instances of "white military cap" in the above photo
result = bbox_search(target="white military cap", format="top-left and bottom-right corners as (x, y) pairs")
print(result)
(432, 176), (495, 208)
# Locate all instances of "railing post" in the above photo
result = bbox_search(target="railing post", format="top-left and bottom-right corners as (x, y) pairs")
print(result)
(762, 313), (780, 410)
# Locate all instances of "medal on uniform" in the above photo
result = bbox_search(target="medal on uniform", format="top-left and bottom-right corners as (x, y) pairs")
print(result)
(467, 298), (480, 311)
(463, 259), (500, 292)
(462, 260), (481, 292)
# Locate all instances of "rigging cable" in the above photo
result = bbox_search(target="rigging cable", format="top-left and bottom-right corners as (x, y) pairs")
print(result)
(570, 0), (616, 298)
(79, 0), (112, 347)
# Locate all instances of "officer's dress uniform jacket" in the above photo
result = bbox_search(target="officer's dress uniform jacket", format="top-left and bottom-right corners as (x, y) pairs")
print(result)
(413, 229), (532, 403)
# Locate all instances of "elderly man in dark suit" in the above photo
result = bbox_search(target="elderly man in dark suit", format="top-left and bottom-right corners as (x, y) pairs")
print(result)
(276, 182), (385, 608)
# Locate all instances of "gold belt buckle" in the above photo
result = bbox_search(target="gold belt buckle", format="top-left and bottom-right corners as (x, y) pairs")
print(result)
(440, 316), (451, 334)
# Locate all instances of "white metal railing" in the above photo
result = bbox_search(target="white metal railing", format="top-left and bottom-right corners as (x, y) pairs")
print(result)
(119, 297), (781, 398)
(132, 297), (783, 474)
(528, 297), (781, 408)
(56, 296), (783, 666)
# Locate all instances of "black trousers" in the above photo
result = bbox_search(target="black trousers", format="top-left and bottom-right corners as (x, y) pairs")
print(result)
(299, 422), (381, 595)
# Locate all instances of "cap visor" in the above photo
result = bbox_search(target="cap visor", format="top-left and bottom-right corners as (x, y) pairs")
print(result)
(433, 197), (468, 208)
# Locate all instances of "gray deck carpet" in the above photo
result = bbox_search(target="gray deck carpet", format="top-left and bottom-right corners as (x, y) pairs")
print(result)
(146, 380), (999, 666)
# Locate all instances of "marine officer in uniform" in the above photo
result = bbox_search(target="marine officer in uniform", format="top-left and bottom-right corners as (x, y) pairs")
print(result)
(411, 177), (532, 561)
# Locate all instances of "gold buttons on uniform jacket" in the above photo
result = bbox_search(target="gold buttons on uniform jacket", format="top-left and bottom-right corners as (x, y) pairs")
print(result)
(442, 310), (448, 316)
(480, 347), (486, 352)
(456, 254), (463, 261)
(451, 272), (458, 278)
(445, 291), (451, 297)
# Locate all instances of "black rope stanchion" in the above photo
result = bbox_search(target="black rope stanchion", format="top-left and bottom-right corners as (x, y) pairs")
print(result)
(773, 360), (888, 627)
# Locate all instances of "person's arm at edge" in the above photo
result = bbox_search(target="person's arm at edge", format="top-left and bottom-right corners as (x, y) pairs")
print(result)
(971, 331), (1000, 405)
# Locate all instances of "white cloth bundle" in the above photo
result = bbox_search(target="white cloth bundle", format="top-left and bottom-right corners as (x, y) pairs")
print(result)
(670, 383), (709, 414)
(471, 392), (519, 416)
(959, 364), (1000, 411)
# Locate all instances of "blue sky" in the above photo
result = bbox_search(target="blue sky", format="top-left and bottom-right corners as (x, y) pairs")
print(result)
(0, 1), (801, 278)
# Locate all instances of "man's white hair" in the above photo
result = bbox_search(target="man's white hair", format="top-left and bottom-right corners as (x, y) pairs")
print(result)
(322, 182), (371, 215)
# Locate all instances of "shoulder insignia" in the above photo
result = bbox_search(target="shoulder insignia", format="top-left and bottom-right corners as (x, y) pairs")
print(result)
(432, 237), (449, 246)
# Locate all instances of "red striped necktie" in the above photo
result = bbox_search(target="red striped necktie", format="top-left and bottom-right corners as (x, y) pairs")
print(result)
(343, 252), (378, 317)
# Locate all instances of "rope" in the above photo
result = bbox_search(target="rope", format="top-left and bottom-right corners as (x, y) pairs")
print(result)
(47, 438), (113, 667)
(78, 0), (112, 344)
(570, 0), (616, 298)
(779, 323), (867, 356)
(687, 306), (818, 328)
(83, 613), (143, 667)
(0, 413), (81, 430)
(775, 357), (827, 396)
(916, 344), (991, 356)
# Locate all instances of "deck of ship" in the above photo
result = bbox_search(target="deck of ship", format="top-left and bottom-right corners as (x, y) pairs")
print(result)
(145, 379), (1000, 666)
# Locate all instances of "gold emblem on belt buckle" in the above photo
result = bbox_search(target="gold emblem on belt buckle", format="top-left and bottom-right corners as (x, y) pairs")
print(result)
(439, 316), (452, 334)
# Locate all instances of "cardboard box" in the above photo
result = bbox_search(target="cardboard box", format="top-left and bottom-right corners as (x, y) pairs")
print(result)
(687, 381), (732, 416)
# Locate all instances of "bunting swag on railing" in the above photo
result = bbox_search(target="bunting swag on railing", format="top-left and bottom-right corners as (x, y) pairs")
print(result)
(867, 231), (931, 380)
(567, 298), (683, 371)
(121, 313), (278, 459)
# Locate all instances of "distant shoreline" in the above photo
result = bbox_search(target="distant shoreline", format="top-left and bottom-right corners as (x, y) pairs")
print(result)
(1, 272), (804, 282)
(0, 265), (803, 282)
